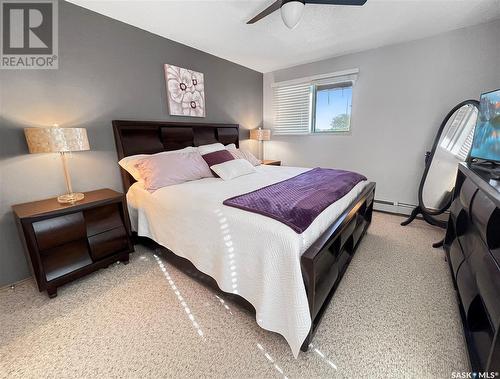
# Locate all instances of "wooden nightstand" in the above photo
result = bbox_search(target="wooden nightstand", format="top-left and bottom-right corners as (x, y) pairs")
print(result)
(12, 189), (134, 298)
(262, 160), (281, 166)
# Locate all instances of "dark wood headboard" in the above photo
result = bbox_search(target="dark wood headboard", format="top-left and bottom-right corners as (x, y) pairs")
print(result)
(112, 120), (239, 192)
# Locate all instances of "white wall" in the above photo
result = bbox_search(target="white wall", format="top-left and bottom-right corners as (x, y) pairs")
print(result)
(263, 20), (500, 211)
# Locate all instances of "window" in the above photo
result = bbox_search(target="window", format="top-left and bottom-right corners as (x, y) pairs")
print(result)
(272, 69), (357, 136)
(313, 83), (352, 133)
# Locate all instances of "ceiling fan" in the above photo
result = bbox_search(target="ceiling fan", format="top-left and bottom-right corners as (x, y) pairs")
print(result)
(247, 0), (367, 29)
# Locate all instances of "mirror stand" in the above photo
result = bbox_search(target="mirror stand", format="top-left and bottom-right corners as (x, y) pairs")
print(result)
(400, 205), (448, 228)
(401, 99), (480, 248)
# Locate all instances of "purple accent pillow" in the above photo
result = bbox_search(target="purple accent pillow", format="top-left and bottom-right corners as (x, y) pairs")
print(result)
(202, 149), (235, 168)
(135, 151), (212, 192)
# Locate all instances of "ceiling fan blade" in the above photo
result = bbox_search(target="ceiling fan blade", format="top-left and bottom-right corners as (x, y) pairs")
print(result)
(247, 0), (283, 24)
(305, 0), (367, 5)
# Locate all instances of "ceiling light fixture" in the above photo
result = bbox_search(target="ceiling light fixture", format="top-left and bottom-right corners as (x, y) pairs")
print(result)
(280, 0), (305, 29)
(247, 0), (367, 28)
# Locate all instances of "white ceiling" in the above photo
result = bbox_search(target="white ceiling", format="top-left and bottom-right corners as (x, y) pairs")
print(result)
(68, 0), (500, 73)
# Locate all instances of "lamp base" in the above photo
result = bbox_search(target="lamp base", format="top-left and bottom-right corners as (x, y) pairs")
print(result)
(57, 192), (84, 204)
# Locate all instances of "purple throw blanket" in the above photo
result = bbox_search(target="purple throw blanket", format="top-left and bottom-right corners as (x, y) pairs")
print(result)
(223, 168), (367, 233)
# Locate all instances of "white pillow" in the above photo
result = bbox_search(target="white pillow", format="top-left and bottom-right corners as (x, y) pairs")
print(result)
(228, 148), (261, 166)
(225, 143), (237, 150)
(198, 142), (225, 155)
(118, 146), (196, 181)
(210, 159), (256, 181)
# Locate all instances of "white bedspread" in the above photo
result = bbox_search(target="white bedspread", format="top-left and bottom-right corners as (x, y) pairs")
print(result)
(127, 165), (368, 357)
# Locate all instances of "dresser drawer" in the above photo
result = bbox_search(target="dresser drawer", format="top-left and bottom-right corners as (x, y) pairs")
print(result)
(456, 262), (477, 314)
(88, 226), (128, 261)
(449, 238), (465, 278)
(471, 191), (500, 251)
(460, 178), (478, 211)
(475, 252), (500, 329)
(492, 248), (500, 266)
(33, 212), (86, 251)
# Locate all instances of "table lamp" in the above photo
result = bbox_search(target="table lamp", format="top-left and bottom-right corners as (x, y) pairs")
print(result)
(250, 127), (271, 160)
(24, 127), (90, 204)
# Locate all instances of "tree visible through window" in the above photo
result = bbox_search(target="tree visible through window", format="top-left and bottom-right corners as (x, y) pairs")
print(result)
(314, 84), (352, 132)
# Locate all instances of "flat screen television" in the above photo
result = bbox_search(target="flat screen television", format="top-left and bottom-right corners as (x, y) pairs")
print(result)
(470, 88), (500, 164)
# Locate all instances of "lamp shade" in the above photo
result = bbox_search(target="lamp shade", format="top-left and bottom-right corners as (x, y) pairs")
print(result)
(250, 128), (271, 141)
(24, 127), (90, 154)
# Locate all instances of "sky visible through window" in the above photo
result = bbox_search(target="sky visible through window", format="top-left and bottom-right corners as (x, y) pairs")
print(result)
(315, 86), (352, 132)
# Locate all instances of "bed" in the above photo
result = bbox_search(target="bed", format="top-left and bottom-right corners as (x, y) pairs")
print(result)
(112, 120), (376, 357)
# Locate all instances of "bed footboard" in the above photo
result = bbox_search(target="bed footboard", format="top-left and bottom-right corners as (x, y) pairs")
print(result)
(300, 182), (375, 351)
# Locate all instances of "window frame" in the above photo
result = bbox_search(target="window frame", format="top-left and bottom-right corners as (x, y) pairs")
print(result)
(271, 68), (358, 136)
(311, 80), (354, 134)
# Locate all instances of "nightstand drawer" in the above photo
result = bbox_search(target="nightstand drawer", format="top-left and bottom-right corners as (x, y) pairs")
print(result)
(88, 226), (128, 261)
(33, 212), (86, 251)
(84, 203), (124, 236)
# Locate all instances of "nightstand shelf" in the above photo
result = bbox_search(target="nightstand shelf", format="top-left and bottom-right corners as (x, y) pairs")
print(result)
(12, 189), (134, 298)
(41, 240), (93, 282)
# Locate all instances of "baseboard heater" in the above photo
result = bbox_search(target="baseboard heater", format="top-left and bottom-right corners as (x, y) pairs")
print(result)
(373, 199), (417, 216)
(373, 199), (451, 217)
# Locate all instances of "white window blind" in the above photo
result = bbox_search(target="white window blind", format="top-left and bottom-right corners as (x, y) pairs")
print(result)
(273, 83), (312, 135)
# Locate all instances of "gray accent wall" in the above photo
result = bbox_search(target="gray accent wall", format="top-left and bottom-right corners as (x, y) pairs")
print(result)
(263, 20), (500, 213)
(0, 1), (263, 287)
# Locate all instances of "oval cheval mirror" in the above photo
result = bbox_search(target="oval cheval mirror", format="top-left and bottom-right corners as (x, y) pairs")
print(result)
(401, 100), (480, 246)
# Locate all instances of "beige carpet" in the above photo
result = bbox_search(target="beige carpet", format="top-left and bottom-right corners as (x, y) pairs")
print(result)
(0, 212), (468, 378)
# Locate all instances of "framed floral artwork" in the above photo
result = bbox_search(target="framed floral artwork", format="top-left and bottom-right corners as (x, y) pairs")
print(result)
(164, 64), (205, 117)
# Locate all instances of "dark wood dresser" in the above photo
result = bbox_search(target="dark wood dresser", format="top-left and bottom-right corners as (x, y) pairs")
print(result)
(444, 163), (500, 372)
(12, 189), (134, 298)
